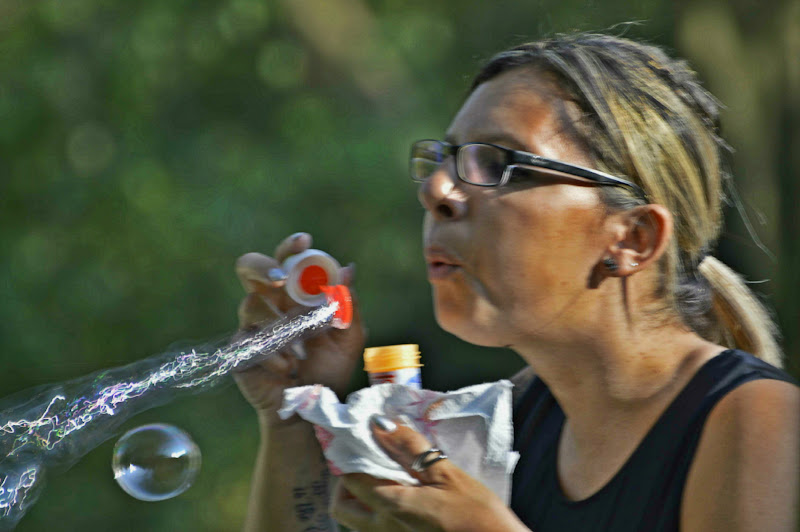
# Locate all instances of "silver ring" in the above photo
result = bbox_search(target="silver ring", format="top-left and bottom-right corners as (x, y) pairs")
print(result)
(410, 448), (448, 473)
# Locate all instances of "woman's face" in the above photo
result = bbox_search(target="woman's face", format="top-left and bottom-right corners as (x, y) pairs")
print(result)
(420, 68), (613, 349)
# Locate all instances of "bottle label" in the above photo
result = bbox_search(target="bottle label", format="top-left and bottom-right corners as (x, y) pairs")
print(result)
(368, 368), (421, 388)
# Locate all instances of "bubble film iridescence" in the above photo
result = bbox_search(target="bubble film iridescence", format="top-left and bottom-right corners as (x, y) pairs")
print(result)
(112, 424), (201, 502)
(0, 299), (340, 529)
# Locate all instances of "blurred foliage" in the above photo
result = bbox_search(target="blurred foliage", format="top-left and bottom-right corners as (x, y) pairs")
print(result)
(0, 0), (796, 530)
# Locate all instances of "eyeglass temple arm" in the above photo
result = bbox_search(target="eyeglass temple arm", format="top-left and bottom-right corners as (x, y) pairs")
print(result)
(511, 153), (647, 200)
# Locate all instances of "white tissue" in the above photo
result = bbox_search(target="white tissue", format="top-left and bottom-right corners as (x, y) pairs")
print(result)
(278, 380), (519, 503)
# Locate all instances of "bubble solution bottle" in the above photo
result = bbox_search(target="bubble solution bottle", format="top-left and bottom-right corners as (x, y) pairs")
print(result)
(363, 344), (422, 388)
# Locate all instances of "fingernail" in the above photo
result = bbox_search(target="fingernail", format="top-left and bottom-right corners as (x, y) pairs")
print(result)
(290, 232), (307, 243)
(370, 414), (397, 433)
(267, 267), (288, 283)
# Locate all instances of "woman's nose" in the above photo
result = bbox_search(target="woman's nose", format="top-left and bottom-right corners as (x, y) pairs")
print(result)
(417, 161), (468, 221)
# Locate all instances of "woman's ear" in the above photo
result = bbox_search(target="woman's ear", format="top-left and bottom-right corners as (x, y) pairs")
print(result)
(605, 204), (673, 277)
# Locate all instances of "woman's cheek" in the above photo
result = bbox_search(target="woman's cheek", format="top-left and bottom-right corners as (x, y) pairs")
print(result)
(432, 281), (478, 322)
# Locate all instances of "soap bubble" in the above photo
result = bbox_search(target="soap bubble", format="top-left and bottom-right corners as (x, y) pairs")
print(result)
(112, 423), (201, 502)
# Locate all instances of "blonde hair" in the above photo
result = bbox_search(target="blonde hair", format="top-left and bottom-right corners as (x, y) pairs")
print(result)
(472, 33), (782, 366)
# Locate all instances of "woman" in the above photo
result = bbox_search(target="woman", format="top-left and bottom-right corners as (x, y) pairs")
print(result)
(233, 34), (799, 531)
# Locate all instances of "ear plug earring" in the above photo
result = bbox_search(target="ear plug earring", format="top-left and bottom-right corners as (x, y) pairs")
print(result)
(603, 257), (618, 272)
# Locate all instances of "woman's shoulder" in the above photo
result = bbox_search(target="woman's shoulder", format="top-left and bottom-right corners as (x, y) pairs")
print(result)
(681, 351), (799, 531)
(718, 348), (797, 381)
(686, 348), (797, 404)
(700, 351), (799, 442)
(696, 348), (798, 441)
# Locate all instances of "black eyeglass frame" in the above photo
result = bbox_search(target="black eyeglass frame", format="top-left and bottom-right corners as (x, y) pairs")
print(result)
(410, 139), (648, 202)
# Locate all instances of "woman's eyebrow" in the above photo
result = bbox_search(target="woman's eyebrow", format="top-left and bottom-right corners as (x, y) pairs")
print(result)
(444, 133), (529, 151)
(482, 135), (527, 150)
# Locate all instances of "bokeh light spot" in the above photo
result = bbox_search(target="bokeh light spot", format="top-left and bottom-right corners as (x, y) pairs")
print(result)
(120, 159), (174, 214)
(390, 15), (454, 67)
(217, 0), (270, 44)
(37, 0), (98, 32)
(256, 40), (309, 89)
(279, 94), (334, 146)
(66, 122), (115, 176)
(185, 16), (226, 66)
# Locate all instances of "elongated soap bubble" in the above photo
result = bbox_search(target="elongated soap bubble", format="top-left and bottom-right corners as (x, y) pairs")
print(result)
(0, 285), (352, 529)
(112, 424), (201, 502)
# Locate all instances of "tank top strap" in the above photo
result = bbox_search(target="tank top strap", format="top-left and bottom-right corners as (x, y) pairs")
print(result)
(636, 349), (797, 458)
(513, 376), (560, 456)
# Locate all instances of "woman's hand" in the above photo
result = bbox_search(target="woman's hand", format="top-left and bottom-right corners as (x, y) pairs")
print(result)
(232, 232), (366, 426)
(331, 417), (529, 532)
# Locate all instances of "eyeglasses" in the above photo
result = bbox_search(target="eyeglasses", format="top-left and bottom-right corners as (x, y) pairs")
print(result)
(409, 139), (648, 201)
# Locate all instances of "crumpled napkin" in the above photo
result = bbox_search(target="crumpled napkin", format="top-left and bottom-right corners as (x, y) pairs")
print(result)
(278, 380), (519, 503)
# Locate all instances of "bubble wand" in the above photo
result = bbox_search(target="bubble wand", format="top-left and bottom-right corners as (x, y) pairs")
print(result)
(0, 251), (352, 530)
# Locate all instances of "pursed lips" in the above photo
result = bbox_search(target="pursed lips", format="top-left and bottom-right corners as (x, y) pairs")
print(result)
(424, 246), (463, 280)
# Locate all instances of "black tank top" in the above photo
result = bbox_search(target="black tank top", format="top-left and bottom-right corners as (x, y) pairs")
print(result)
(510, 350), (797, 531)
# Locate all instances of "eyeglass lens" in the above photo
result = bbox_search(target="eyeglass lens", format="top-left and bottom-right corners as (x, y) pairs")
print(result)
(410, 141), (444, 182)
(411, 141), (507, 185)
(458, 144), (505, 185)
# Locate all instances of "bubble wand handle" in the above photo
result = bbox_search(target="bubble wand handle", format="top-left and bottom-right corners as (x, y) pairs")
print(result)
(0, 285), (352, 530)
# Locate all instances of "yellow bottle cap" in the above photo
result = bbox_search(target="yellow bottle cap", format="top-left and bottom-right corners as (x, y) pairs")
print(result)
(363, 344), (423, 373)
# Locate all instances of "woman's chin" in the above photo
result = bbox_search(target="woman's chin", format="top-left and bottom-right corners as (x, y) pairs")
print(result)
(434, 307), (508, 347)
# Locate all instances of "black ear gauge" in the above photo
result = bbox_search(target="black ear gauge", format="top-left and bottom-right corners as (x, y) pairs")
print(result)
(603, 257), (619, 272)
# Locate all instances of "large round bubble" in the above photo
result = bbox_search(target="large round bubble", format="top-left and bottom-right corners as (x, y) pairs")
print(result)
(112, 423), (201, 502)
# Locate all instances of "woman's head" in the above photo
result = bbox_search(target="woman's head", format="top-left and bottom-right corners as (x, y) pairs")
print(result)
(420, 67), (635, 348)
(417, 33), (781, 364)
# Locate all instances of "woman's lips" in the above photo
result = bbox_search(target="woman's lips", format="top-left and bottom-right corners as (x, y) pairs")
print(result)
(424, 247), (462, 280)
(427, 261), (460, 280)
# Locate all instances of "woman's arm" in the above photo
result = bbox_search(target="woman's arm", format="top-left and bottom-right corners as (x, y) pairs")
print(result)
(234, 233), (365, 532)
(682, 379), (800, 532)
(243, 418), (336, 532)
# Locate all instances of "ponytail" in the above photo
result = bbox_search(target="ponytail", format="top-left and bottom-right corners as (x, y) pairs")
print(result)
(698, 256), (783, 367)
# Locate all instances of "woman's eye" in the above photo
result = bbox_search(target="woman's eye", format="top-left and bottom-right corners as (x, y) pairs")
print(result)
(484, 160), (506, 176)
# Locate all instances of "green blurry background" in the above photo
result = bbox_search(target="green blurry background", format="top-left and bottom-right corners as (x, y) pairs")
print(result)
(1, 0), (797, 530)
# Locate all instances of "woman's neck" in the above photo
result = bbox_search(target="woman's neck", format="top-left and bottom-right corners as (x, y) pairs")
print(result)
(515, 325), (725, 500)
(515, 323), (724, 446)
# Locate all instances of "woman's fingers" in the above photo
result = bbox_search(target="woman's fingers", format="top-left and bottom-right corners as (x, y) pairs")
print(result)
(340, 263), (356, 286)
(331, 478), (413, 531)
(230, 335), (296, 375)
(330, 417), (460, 529)
(238, 234), (352, 324)
(235, 252), (284, 293)
(230, 351), (299, 413)
(237, 292), (280, 329)
(235, 250), (298, 315)
(275, 232), (312, 263)
(330, 480), (376, 530)
(370, 415), (455, 486)
(331, 417), (520, 532)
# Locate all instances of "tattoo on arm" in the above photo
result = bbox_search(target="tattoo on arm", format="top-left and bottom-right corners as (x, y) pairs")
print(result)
(293, 459), (335, 531)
